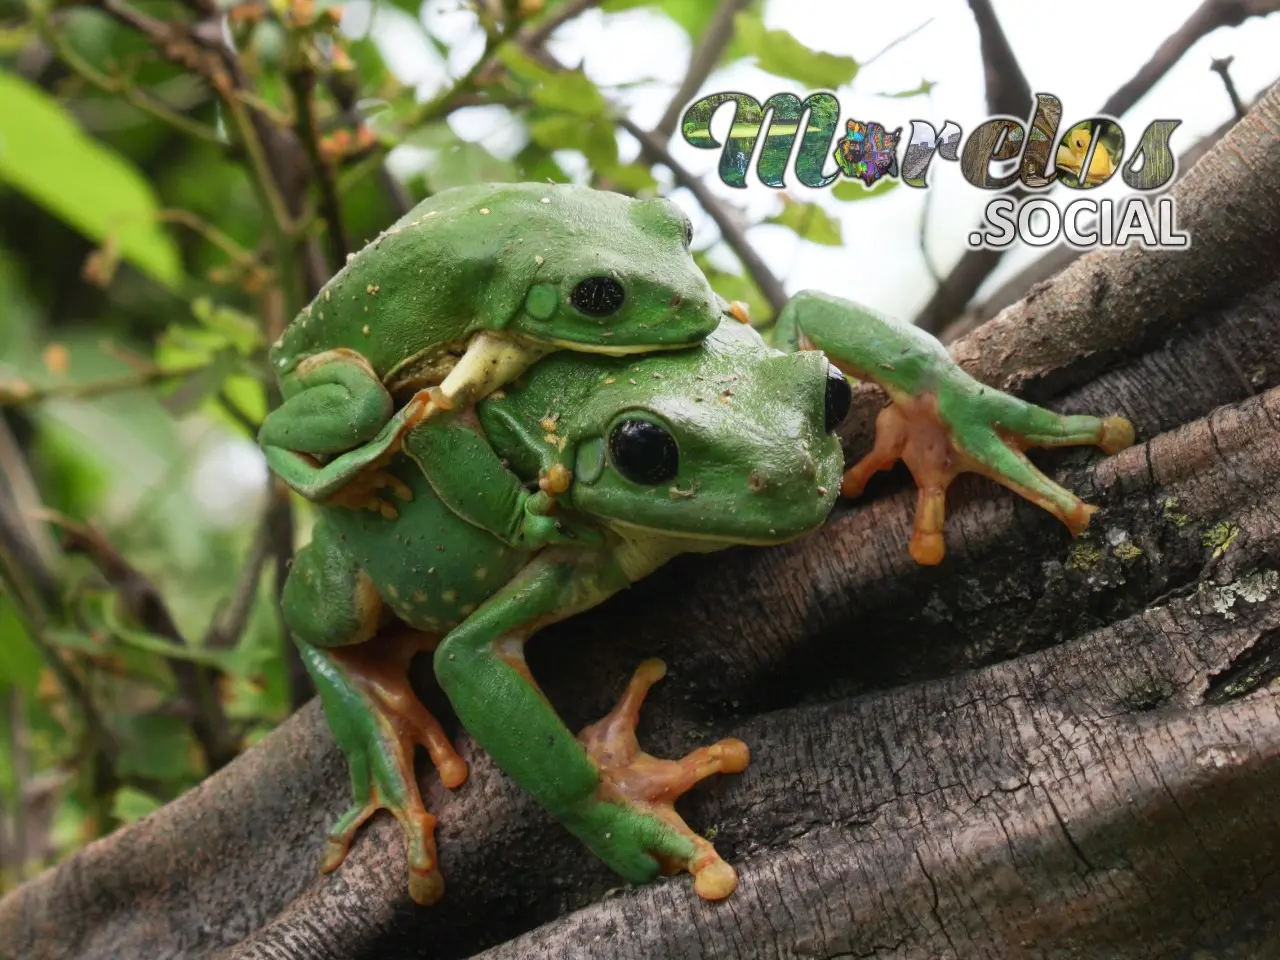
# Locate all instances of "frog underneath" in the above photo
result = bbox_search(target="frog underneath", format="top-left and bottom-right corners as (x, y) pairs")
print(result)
(285, 299), (1134, 906)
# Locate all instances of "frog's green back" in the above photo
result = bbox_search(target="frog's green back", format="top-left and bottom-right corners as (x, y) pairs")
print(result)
(269, 182), (723, 382)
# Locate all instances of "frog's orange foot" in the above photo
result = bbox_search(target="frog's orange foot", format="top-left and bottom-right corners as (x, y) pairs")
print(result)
(401, 386), (453, 428)
(324, 632), (468, 906)
(319, 785), (446, 906)
(579, 659), (749, 900)
(843, 392), (1134, 566)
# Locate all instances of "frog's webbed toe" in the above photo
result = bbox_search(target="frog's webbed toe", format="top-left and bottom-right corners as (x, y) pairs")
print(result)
(315, 631), (468, 906)
(578, 659), (749, 900)
(843, 385), (1135, 566)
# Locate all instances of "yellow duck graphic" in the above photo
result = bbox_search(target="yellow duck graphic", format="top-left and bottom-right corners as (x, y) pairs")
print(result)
(1056, 126), (1117, 185)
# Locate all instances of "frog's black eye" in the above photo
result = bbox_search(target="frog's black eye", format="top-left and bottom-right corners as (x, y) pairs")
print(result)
(609, 419), (678, 485)
(571, 277), (625, 317)
(683, 217), (693, 248)
(824, 364), (853, 433)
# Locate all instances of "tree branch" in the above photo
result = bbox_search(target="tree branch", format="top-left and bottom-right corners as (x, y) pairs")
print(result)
(653, 0), (751, 140)
(287, 68), (349, 269)
(967, 0), (1030, 117)
(1099, 0), (1280, 117)
(936, 98), (1251, 343)
(912, 0), (1280, 334)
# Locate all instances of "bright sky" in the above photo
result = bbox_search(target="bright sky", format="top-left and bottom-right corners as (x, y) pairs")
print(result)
(367, 0), (1280, 318)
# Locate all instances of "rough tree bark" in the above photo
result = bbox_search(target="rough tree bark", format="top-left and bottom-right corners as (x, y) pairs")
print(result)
(3, 83), (1279, 960)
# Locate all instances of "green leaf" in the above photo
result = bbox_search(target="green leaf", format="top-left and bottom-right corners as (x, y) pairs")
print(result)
(765, 198), (842, 246)
(0, 600), (43, 694)
(601, 0), (721, 38)
(0, 73), (183, 290)
(832, 178), (900, 202)
(528, 114), (618, 172)
(597, 162), (658, 194)
(116, 714), (196, 780)
(732, 14), (858, 90)
(496, 45), (557, 87)
(531, 69), (608, 118)
(191, 298), (264, 356)
(877, 80), (936, 99)
(111, 785), (163, 824)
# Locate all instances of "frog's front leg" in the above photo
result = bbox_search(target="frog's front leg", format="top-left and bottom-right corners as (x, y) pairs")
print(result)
(399, 331), (553, 438)
(285, 524), (468, 905)
(433, 546), (746, 898)
(777, 290), (1135, 565)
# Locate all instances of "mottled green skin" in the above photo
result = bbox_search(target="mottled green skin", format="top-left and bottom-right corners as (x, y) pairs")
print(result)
(260, 182), (728, 504)
(270, 182), (726, 379)
(285, 293), (1131, 901)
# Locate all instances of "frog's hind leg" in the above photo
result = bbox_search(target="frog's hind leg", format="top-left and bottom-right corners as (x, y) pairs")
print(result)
(578, 659), (750, 900)
(260, 349), (408, 508)
(286, 530), (466, 905)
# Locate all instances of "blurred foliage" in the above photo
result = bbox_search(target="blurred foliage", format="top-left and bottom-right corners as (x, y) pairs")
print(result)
(0, 0), (892, 892)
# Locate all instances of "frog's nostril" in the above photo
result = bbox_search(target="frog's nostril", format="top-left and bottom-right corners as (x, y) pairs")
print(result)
(824, 364), (853, 433)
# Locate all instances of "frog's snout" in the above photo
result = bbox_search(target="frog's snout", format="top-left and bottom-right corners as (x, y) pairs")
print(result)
(744, 443), (818, 493)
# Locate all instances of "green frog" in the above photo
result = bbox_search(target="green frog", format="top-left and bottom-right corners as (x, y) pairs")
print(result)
(260, 181), (735, 521)
(282, 294), (1134, 906)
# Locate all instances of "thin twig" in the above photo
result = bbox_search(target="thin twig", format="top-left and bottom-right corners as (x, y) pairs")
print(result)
(35, 10), (221, 144)
(861, 18), (935, 68)
(0, 361), (215, 407)
(215, 389), (261, 437)
(517, 0), (602, 50)
(79, 0), (308, 312)
(0, 538), (117, 778)
(288, 67), (350, 267)
(1100, 0), (1280, 117)
(654, 0), (751, 140)
(156, 209), (261, 271)
(324, 75), (414, 218)
(203, 498), (273, 650)
(1210, 55), (1248, 119)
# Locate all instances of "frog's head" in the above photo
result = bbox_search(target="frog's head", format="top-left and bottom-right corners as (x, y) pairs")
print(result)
(494, 184), (732, 353)
(483, 320), (850, 547)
